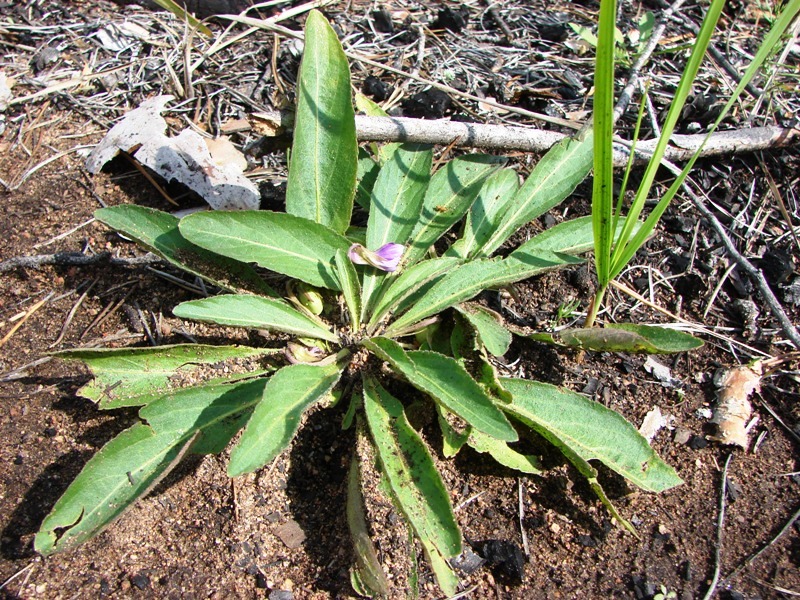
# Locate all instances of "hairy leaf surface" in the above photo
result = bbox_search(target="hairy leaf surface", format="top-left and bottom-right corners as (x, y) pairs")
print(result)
(173, 294), (339, 342)
(228, 362), (341, 476)
(363, 338), (517, 442)
(385, 252), (581, 336)
(500, 378), (683, 492)
(96, 205), (276, 296)
(478, 133), (593, 257)
(56, 344), (275, 409)
(362, 375), (461, 558)
(35, 379), (267, 555)
(455, 303), (512, 357)
(361, 144), (433, 316)
(285, 10), (357, 233)
(403, 155), (504, 267)
(179, 210), (350, 290)
(460, 168), (520, 258)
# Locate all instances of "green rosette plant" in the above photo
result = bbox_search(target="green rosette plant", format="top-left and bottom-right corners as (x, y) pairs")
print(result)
(40, 5), (799, 594)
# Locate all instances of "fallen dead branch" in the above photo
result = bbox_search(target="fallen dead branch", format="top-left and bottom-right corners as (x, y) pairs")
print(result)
(250, 110), (798, 164)
(0, 252), (161, 274)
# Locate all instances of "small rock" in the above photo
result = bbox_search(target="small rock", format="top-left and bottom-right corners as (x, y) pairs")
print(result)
(688, 435), (708, 450)
(403, 89), (452, 119)
(673, 427), (693, 445)
(268, 591), (293, 600)
(274, 520), (305, 549)
(475, 539), (525, 585)
(362, 76), (392, 102)
(431, 5), (469, 33)
(537, 22), (568, 42)
(451, 547), (485, 574)
(726, 478), (743, 502)
(370, 8), (394, 33)
(130, 572), (150, 590)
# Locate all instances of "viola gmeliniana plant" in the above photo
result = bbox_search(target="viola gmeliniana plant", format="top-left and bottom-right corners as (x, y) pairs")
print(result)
(36, 3), (798, 595)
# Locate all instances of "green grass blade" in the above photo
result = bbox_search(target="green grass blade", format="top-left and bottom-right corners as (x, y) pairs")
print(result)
(610, 0), (800, 278)
(285, 10), (357, 234)
(609, 0), (726, 275)
(591, 0), (618, 286)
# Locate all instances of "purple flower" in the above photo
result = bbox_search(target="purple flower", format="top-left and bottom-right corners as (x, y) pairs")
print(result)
(348, 242), (404, 272)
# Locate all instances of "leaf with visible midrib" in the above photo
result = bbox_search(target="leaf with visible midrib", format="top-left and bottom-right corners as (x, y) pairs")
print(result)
(179, 210), (350, 290)
(285, 10), (357, 234)
(228, 362), (342, 476)
(403, 155), (504, 267)
(173, 294), (339, 343)
(56, 344), (275, 409)
(385, 252), (581, 336)
(476, 133), (593, 258)
(35, 379), (268, 555)
(363, 337), (517, 442)
(500, 377), (683, 492)
(362, 375), (461, 558)
(95, 205), (276, 296)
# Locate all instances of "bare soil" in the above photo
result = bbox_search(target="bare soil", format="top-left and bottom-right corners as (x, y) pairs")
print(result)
(1, 1), (798, 599)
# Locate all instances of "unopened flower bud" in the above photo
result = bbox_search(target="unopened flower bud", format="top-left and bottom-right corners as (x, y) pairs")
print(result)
(297, 283), (324, 315)
(285, 342), (325, 364)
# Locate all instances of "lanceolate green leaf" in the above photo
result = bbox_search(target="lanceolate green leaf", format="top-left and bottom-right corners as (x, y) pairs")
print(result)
(179, 210), (350, 290)
(285, 10), (357, 234)
(403, 155), (504, 267)
(173, 295), (339, 342)
(95, 206), (277, 296)
(500, 377), (683, 492)
(460, 168), (520, 258)
(363, 337), (518, 442)
(455, 303), (512, 357)
(139, 379), (268, 454)
(511, 216), (643, 258)
(361, 144), (433, 317)
(355, 149), (380, 210)
(35, 379), (268, 555)
(385, 252), (581, 336)
(467, 429), (541, 474)
(367, 143), (433, 249)
(477, 133), (593, 257)
(228, 362), (342, 476)
(56, 344), (276, 409)
(346, 455), (390, 597)
(367, 257), (461, 330)
(557, 323), (703, 354)
(334, 249), (362, 330)
(362, 375), (461, 558)
(35, 424), (189, 555)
